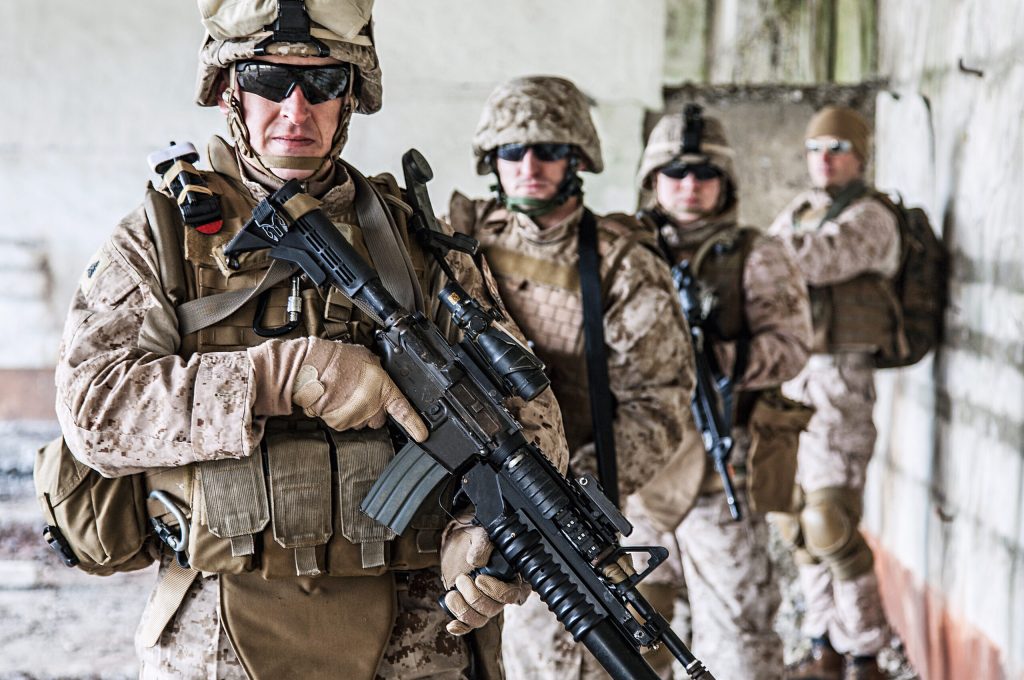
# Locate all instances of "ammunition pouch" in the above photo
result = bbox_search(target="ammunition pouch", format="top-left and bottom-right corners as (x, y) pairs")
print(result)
(144, 422), (445, 578)
(745, 389), (814, 514)
(34, 436), (155, 575)
(810, 264), (901, 356)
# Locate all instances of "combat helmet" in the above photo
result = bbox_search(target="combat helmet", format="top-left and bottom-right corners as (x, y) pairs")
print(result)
(473, 76), (603, 217)
(637, 105), (737, 193)
(194, 0), (381, 175)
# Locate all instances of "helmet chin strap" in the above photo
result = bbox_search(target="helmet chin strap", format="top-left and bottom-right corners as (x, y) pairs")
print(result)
(224, 67), (353, 179)
(496, 156), (584, 218)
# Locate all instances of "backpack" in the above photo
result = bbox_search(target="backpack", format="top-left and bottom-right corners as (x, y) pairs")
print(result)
(871, 192), (950, 368)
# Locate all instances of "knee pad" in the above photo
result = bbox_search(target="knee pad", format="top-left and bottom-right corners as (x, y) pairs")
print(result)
(799, 488), (873, 580)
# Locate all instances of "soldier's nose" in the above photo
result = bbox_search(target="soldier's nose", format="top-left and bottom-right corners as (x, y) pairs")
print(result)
(281, 86), (313, 124)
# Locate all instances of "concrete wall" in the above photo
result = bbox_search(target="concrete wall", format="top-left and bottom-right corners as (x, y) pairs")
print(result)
(866, 2), (1024, 678)
(664, 0), (877, 86)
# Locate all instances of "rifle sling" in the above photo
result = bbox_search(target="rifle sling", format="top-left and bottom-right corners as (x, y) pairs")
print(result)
(175, 166), (422, 335)
(177, 258), (297, 337)
(577, 209), (619, 507)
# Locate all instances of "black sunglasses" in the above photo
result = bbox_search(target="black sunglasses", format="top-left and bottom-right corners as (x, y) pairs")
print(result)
(658, 163), (723, 181)
(235, 61), (351, 105)
(495, 143), (574, 163)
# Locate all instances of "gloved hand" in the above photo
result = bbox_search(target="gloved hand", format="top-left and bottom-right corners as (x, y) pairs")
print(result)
(439, 515), (531, 636)
(247, 337), (428, 442)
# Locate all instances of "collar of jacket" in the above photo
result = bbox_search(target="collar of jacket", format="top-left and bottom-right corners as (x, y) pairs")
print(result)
(657, 204), (739, 254)
(485, 202), (586, 247)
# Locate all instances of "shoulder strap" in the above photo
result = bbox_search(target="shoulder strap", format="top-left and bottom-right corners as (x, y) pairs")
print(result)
(817, 180), (870, 229)
(177, 259), (297, 336)
(343, 161), (424, 314)
(577, 209), (619, 507)
(143, 185), (189, 308)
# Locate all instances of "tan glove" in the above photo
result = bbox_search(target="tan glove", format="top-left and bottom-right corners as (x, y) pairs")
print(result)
(247, 337), (428, 442)
(439, 516), (531, 636)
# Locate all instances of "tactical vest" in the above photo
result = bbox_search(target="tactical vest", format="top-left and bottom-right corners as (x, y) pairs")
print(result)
(144, 162), (448, 580)
(794, 198), (901, 356)
(448, 194), (648, 454)
(688, 224), (759, 344)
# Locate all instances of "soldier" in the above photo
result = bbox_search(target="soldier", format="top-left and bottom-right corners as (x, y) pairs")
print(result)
(446, 76), (695, 679)
(769, 105), (898, 680)
(53, 2), (568, 679)
(624, 107), (813, 680)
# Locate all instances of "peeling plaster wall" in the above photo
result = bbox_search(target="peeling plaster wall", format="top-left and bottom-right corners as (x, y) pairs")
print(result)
(867, 2), (1024, 678)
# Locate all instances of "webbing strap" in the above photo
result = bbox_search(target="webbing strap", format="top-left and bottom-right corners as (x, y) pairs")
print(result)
(344, 161), (424, 314)
(176, 258), (296, 336)
(137, 559), (200, 648)
(817, 180), (869, 229)
(577, 209), (620, 507)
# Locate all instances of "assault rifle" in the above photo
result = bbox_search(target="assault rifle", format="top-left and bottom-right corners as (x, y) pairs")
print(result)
(672, 261), (742, 521)
(223, 151), (714, 680)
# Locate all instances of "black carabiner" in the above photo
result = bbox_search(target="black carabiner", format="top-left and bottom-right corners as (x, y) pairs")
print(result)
(253, 276), (303, 337)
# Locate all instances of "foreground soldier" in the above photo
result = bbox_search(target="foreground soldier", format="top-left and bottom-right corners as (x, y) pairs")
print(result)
(626, 107), (812, 679)
(769, 105), (897, 680)
(447, 76), (695, 680)
(54, 3), (568, 678)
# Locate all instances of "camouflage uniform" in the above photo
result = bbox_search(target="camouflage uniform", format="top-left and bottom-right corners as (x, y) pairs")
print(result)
(769, 186), (899, 658)
(626, 110), (813, 680)
(452, 77), (695, 680)
(55, 5), (567, 679)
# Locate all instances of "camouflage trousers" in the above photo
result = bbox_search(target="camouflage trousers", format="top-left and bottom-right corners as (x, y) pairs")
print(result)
(137, 562), (471, 680)
(629, 489), (784, 680)
(783, 353), (889, 656)
(502, 591), (611, 680)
